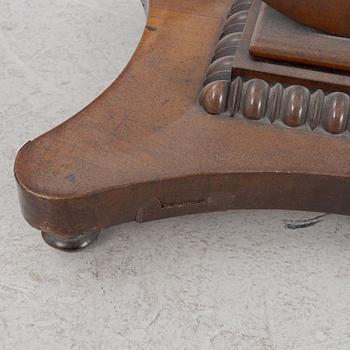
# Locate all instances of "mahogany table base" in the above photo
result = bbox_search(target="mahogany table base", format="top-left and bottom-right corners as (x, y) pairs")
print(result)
(14, 0), (350, 250)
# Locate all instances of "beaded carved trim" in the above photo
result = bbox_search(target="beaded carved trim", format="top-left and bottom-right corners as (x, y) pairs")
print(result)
(199, 0), (350, 135)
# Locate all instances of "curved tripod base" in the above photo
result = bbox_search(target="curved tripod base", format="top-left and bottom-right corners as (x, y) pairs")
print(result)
(41, 229), (100, 251)
(14, 0), (350, 249)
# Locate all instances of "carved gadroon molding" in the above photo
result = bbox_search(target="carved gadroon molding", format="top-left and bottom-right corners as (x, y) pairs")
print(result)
(199, 0), (251, 114)
(199, 0), (350, 135)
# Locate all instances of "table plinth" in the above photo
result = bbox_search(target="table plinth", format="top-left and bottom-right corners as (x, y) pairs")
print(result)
(15, 0), (350, 250)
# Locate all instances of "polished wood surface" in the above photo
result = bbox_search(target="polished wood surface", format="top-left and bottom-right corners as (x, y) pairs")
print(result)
(233, 1), (350, 93)
(201, 0), (350, 134)
(250, 3), (350, 73)
(14, 0), (350, 240)
(264, 0), (350, 38)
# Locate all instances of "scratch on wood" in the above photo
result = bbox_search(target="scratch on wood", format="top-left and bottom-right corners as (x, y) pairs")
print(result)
(161, 199), (207, 209)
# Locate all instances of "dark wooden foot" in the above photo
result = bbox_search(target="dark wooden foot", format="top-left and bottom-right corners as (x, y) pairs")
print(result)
(41, 229), (100, 251)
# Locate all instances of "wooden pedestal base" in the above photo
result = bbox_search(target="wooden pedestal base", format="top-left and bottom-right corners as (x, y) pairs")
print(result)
(15, 0), (350, 249)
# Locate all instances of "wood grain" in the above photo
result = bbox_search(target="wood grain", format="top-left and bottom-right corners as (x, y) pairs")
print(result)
(14, 0), (350, 239)
(250, 3), (350, 73)
(264, 0), (350, 38)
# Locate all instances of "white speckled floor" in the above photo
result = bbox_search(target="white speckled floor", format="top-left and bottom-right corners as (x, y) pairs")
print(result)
(1, 1), (350, 349)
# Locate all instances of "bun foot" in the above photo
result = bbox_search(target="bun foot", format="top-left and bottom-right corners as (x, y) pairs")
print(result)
(41, 229), (100, 251)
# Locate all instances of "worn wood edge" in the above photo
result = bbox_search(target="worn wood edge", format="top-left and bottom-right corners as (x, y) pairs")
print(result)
(16, 171), (350, 236)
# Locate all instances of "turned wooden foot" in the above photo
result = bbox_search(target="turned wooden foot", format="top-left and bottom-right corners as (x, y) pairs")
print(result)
(41, 229), (100, 251)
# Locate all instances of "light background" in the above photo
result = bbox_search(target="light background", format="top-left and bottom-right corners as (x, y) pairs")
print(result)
(0, 0), (349, 349)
